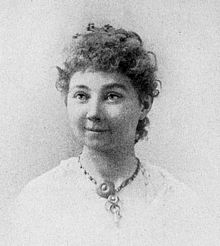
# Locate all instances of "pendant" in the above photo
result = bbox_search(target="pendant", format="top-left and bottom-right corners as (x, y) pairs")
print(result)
(96, 182), (122, 225)
(110, 204), (122, 224)
(96, 181), (115, 198)
(105, 194), (122, 225)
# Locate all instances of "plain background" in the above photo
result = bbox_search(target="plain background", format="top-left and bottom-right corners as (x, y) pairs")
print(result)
(0, 0), (220, 233)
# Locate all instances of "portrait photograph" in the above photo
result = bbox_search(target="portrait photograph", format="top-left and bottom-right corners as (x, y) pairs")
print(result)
(0, 1), (220, 245)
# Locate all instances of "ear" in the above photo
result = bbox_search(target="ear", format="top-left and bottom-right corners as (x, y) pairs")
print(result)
(139, 96), (152, 120)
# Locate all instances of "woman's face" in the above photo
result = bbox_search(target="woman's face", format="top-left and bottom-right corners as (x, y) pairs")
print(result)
(67, 70), (148, 151)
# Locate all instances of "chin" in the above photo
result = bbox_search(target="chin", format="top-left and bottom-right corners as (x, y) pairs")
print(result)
(83, 137), (119, 151)
(84, 140), (109, 150)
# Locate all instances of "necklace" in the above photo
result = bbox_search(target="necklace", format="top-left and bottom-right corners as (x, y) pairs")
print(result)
(78, 155), (141, 225)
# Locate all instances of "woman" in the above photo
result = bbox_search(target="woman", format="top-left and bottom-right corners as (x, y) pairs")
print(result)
(11, 24), (219, 245)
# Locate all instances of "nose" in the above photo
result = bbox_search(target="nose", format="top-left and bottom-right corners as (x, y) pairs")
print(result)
(86, 96), (103, 122)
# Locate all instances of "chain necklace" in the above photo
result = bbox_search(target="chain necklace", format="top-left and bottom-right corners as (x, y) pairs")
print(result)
(78, 155), (141, 225)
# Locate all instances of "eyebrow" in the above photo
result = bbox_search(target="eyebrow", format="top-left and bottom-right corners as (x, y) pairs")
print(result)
(70, 85), (90, 91)
(70, 83), (128, 92)
(103, 83), (128, 92)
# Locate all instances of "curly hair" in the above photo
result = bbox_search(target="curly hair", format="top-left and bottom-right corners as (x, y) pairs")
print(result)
(56, 23), (160, 144)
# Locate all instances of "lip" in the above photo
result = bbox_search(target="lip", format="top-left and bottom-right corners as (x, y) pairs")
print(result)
(85, 127), (108, 132)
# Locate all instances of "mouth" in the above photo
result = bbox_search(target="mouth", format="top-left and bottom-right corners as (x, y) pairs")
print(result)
(85, 127), (108, 133)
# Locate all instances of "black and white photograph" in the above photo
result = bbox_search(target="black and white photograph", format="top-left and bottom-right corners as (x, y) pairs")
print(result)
(1, 1), (220, 245)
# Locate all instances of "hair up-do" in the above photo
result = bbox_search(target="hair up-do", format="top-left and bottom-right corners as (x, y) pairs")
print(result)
(56, 23), (161, 144)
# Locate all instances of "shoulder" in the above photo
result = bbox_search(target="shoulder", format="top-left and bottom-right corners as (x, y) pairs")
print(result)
(12, 157), (79, 211)
(137, 160), (208, 220)
(144, 162), (199, 203)
(145, 163), (210, 216)
(21, 157), (77, 193)
(9, 157), (80, 243)
(142, 162), (192, 199)
(143, 161), (220, 245)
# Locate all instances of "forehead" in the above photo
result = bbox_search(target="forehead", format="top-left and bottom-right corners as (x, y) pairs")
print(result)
(69, 71), (134, 92)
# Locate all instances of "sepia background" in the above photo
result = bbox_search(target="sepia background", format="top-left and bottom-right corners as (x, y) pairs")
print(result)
(1, 0), (220, 233)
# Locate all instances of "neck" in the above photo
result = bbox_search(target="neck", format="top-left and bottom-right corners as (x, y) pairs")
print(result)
(79, 145), (138, 185)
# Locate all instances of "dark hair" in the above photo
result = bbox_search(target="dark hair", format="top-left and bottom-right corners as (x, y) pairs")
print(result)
(56, 23), (161, 143)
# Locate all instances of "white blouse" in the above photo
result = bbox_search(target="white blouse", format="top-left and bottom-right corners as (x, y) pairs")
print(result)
(9, 157), (220, 246)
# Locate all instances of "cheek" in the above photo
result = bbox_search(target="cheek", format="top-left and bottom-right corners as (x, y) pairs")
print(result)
(67, 105), (85, 130)
(108, 104), (140, 129)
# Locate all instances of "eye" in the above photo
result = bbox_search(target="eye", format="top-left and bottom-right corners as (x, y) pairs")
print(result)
(73, 92), (89, 102)
(106, 93), (123, 102)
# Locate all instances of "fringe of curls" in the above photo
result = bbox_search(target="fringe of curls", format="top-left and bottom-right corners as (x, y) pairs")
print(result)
(56, 23), (161, 144)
